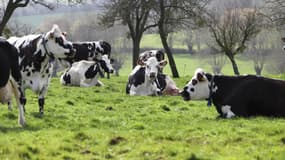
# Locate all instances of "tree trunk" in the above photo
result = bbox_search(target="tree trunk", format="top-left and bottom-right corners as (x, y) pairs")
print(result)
(228, 56), (240, 75)
(159, 29), (179, 78)
(132, 38), (141, 68)
(158, 0), (179, 78)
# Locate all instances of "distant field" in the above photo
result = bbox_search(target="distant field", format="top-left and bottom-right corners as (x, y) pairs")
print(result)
(119, 54), (262, 77)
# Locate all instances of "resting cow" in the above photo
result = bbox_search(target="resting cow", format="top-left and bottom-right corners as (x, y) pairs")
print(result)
(181, 68), (285, 118)
(0, 38), (25, 126)
(126, 57), (169, 96)
(8, 24), (75, 115)
(60, 55), (113, 87)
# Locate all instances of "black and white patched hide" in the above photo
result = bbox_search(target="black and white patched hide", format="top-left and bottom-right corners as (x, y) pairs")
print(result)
(60, 55), (113, 87)
(7, 24), (75, 115)
(58, 40), (112, 68)
(181, 68), (285, 118)
(126, 57), (167, 96)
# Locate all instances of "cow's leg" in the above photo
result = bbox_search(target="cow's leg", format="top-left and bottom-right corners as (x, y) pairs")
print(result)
(95, 80), (104, 87)
(8, 100), (12, 111)
(10, 79), (25, 126)
(80, 79), (94, 87)
(221, 105), (236, 118)
(38, 86), (48, 115)
(18, 83), (26, 113)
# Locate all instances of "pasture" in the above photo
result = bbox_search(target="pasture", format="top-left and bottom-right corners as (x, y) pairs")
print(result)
(0, 54), (285, 160)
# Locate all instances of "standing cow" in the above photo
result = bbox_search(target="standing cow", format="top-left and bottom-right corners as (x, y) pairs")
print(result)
(180, 68), (285, 118)
(0, 38), (25, 126)
(60, 55), (113, 87)
(8, 24), (75, 115)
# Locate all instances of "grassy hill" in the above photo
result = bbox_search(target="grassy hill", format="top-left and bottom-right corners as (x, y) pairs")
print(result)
(0, 55), (285, 159)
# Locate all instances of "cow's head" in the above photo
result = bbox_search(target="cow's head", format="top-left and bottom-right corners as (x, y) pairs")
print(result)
(143, 57), (167, 81)
(282, 37), (285, 50)
(180, 68), (211, 101)
(43, 24), (75, 58)
(99, 55), (114, 73)
(95, 41), (111, 56)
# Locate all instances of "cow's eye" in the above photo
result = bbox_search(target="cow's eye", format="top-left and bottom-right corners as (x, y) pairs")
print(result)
(56, 37), (64, 44)
(146, 65), (150, 69)
(190, 88), (195, 92)
(192, 79), (198, 85)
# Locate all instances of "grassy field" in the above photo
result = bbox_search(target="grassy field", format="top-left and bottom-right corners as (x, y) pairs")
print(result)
(0, 55), (285, 159)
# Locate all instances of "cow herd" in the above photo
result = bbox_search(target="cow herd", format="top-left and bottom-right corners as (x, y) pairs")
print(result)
(1, 24), (285, 127)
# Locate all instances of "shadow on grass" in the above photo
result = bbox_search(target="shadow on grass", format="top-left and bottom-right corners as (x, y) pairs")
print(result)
(0, 123), (41, 133)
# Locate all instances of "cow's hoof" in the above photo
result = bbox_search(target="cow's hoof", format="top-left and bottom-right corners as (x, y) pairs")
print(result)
(19, 119), (25, 127)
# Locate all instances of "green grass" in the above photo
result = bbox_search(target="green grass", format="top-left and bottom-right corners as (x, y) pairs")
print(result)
(0, 70), (285, 159)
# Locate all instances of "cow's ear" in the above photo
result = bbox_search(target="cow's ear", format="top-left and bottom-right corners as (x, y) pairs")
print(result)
(48, 32), (54, 39)
(282, 37), (285, 42)
(62, 32), (67, 37)
(197, 72), (205, 81)
(159, 60), (167, 67)
(137, 59), (145, 65)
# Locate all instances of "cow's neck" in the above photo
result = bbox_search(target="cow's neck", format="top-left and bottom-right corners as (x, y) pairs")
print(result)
(210, 75), (243, 107)
(41, 34), (55, 61)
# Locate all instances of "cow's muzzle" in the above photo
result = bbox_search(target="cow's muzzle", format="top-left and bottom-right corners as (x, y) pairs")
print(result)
(180, 90), (191, 101)
(149, 72), (156, 80)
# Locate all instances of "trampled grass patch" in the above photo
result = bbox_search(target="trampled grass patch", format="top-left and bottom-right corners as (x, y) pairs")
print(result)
(0, 75), (285, 159)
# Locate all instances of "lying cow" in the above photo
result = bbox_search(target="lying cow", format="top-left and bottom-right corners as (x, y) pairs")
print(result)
(126, 57), (169, 96)
(60, 55), (113, 87)
(8, 24), (75, 115)
(0, 39), (25, 126)
(181, 68), (285, 118)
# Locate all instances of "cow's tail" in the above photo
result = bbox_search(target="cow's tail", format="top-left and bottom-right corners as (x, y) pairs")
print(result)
(9, 77), (25, 126)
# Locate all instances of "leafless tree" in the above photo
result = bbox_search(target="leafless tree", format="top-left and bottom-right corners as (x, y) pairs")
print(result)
(100, 0), (157, 68)
(204, 7), (262, 75)
(7, 19), (34, 36)
(0, 0), (55, 35)
(153, 0), (209, 77)
(265, 0), (285, 29)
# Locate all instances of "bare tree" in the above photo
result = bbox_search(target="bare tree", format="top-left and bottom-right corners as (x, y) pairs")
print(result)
(246, 29), (281, 75)
(7, 19), (34, 36)
(100, 0), (157, 68)
(205, 7), (262, 75)
(265, 0), (285, 29)
(0, 0), (56, 35)
(153, 0), (209, 77)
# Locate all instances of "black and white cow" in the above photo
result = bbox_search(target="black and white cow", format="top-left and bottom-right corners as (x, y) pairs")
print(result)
(126, 57), (168, 96)
(0, 38), (25, 126)
(8, 24), (75, 115)
(58, 40), (111, 68)
(60, 55), (113, 87)
(181, 68), (285, 118)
